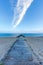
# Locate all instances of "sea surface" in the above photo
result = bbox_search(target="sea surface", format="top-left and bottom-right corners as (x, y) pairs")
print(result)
(0, 33), (43, 37)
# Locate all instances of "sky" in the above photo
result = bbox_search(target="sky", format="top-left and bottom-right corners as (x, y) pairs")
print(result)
(0, 0), (43, 33)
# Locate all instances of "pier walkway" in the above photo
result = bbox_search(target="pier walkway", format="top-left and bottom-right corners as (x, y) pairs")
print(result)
(2, 35), (41, 65)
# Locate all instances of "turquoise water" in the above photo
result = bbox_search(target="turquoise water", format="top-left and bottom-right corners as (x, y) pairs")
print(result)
(23, 33), (43, 37)
(0, 33), (18, 37)
(0, 33), (43, 37)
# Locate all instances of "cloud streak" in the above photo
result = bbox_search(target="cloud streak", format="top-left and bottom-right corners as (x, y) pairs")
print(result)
(10, 0), (33, 28)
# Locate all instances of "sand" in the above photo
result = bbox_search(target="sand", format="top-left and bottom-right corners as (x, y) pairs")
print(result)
(0, 37), (16, 61)
(26, 36), (43, 61)
(0, 36), (43, 63)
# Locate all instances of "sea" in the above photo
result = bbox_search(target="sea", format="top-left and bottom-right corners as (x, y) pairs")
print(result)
(0, 33), (43, 37)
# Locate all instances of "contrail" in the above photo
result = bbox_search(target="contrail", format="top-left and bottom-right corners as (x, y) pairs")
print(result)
(10, 0), (33, 28)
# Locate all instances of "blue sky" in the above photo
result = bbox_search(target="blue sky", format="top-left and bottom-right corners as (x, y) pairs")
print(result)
(0, 0), (43, 33)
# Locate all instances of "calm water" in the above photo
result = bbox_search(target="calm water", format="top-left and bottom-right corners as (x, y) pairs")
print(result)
(0, 33), (43, 37)
(0, 33), (18, 37)
(23, 33), (43, 37)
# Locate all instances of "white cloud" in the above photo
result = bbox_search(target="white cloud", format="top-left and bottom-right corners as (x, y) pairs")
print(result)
(10, 0), (33, 29)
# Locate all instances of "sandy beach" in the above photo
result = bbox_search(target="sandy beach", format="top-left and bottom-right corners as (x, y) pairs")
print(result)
(0, 36), (43, 64)
(26, 36), (43, 61)
(0, 37), (16, 61)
